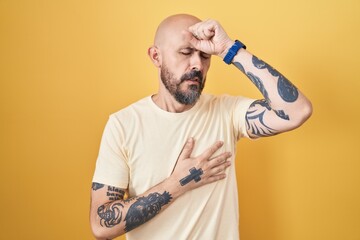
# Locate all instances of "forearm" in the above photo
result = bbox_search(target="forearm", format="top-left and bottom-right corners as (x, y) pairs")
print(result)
(230, 47), (312, 127)
(90, 139), (232, 239)
(90, 177), (183, 239)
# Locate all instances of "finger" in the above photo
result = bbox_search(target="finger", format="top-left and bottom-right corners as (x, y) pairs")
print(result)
(208, 161), (231, 176)
(178, 138), (195, 160)
(188, 22), (202, 35)
(170, 138), (195, 174)
(198, 141), (224, 160)
(188, 23), (206, 40)
(206, 173), (227, 184)
(182, 30), (201, 48)
(203, 28), (215, 39)
(210, 152), (232, 163)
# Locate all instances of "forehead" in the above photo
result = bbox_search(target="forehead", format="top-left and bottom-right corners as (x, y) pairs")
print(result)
(155, 16), (200, 49)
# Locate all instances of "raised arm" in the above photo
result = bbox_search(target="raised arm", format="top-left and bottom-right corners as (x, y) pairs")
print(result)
(228, 50), (312, 138)
(187, 20), (312, 138)
(90, 139), (232, 239)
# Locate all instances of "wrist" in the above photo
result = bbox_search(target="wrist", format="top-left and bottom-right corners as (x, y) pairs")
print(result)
(164, 175), (184, 199)
(222, 40), (246, 64)
(219, 39), (235, 59)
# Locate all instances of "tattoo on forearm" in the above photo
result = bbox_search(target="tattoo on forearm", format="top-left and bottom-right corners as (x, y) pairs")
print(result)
(252, 56), (299, 102)
(124, 192), (172, 232)
(92, 182), (105, 191)
(277, 76), (298, 102)
(98, 202), (124, 227)
(233, 62), (246, 74)
(247, 72), (270, 102)
(234, 58), (295, 122)
(179, 167), (204, 186)
(234, 61), (271, 103)
(252, 55), (280, 77)
(246, 100), (279, 137)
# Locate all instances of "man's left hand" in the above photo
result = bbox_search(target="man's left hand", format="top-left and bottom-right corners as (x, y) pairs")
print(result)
(185, 19), (234, 58)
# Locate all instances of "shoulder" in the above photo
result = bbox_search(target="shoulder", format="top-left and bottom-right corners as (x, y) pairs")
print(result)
(111, 96), (151, 120)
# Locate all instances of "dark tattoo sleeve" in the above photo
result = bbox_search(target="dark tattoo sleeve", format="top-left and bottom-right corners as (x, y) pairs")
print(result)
(92, 182), (105, 191)
(106, 186), (125, 201)
(97, 202), (124, 227)
(124, 192), (172, 232)
(277, 76), (299, 102)
(179, 167), (203, 186)
(247, 71), (270, 102)
(252, 56), (299, 102)
(246, 100), (279, 137)
(233, 61), (246, 74)
(233, 60), (290, 121)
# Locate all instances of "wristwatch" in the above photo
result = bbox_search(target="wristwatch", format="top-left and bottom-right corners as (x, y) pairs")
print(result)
(223, 40), (246, 64)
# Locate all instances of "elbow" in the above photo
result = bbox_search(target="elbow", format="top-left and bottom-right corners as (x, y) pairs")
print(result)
(292, 100), (313, 129)
(90, 223), (106, 240)
(90, 221), (125, 240)
(300, 100), (313, 123)
(91, 221), (112, 240)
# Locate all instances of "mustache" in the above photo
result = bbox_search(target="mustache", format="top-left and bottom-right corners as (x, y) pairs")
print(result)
(180, 70), (203, 83)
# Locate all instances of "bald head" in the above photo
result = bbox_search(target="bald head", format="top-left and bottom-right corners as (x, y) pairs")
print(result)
(154, 14), (201, 48)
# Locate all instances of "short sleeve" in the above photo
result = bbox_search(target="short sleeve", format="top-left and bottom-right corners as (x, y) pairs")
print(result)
(220, 95), (256, 140)
(92, 115), (129, 189)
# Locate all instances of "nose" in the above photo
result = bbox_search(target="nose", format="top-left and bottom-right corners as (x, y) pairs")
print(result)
(190, 52), (204, 72)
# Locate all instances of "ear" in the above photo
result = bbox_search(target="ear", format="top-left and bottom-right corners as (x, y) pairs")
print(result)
(148, 46), (162, 68)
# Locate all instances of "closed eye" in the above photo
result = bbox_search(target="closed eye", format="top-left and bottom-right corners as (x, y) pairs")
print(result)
(180, 51), (192, 55)
(201, 53), (211, 59)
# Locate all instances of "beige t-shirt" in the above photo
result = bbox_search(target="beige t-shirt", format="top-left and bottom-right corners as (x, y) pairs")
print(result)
(92, 94), (254, 240)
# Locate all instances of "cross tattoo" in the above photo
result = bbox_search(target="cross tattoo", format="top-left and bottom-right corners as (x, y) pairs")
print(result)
(179, 167), (204, 186)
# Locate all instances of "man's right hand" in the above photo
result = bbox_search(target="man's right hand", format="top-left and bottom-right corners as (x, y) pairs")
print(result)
(90, 138), (232, 239)
(169, 138), (232, 196)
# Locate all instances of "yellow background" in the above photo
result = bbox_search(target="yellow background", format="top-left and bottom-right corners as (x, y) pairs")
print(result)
(1, 0), (359, 239)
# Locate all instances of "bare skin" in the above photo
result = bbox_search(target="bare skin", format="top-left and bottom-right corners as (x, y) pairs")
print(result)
(90, 13), (312, 239)
(148, 15), (211, 113)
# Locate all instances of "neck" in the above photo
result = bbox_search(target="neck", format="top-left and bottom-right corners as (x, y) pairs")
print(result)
(151, 91), (195, 113)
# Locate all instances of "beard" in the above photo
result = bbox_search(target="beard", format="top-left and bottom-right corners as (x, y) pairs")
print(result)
(160, 64), (205, 105)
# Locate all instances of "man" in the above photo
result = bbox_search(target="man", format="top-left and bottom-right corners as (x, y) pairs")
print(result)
(90, 14), (312, 240)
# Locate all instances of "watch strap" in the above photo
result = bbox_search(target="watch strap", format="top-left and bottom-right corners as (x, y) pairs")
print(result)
(223, 40), (246, 64)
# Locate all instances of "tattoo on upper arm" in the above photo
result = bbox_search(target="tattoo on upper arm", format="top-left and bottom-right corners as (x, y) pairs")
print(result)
(106, 186), (125, 201)
(124, 192), (172, 232)
(252, 56), (299, 102)
(179, 167), (203, 186)
(92, 182), (105, 191)
(246, 100), (279, 137)
(98, 202), (124, 227)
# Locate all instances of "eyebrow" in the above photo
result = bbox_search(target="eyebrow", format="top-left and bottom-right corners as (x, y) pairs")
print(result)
(177, 46), (211, 56)
(178, 46), (195, 50)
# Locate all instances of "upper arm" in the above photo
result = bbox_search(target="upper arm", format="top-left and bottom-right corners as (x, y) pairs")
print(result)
(245, 99), (296, 138)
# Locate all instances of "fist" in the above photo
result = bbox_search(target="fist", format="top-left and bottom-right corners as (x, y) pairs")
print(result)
(185, 19), (234, 58)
